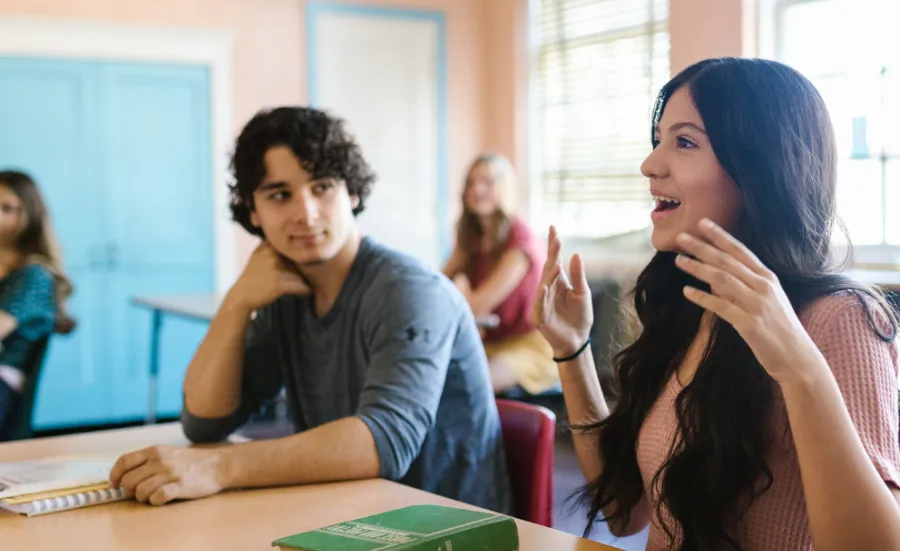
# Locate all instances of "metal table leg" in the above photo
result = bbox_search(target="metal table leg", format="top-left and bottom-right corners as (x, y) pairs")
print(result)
(146, 309), (162, 425)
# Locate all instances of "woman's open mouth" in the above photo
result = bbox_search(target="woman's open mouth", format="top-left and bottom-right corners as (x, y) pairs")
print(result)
(651, 195), (682, 221)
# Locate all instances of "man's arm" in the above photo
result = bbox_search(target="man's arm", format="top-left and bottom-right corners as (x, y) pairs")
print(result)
(180, 293), (285, 444)
(110, 416), (381, 506)
(220, 417), (380, 488)
(111, 274), (459, 503)
(356, 275), (459, 480)
(181, 242), (308, 443)
(182, 294), (253, 420)
(225, 275), (457, 485)
(228, 275), (458, 484)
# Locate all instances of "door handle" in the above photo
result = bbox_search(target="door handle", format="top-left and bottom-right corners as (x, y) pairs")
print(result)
(106, 242), (118, 270)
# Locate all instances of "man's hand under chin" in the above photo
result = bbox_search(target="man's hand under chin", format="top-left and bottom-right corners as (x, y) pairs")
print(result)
(108, 445), (229, 506)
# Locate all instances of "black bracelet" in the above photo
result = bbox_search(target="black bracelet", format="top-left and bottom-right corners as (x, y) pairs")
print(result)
(553, 336), (591, 363)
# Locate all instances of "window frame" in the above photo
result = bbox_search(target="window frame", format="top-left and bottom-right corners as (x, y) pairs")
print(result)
(761, 0), (900, 265)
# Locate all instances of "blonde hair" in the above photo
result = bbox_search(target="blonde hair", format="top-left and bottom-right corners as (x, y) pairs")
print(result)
(455, 153), (517, 271)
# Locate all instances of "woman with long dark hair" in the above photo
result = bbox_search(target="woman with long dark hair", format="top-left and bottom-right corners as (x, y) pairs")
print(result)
(0, 170), (75, 437)
(533, 58), (900, 551)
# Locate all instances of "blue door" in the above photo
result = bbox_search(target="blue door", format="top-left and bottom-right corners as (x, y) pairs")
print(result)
(0, 57), (215, 429)
(100, 62), (214, 421)
(0, 58), (108, 428)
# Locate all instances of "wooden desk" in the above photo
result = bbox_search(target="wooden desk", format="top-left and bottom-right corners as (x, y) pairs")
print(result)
(0, 424), (619, 551)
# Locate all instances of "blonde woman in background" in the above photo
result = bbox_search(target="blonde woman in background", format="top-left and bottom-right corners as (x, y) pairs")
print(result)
(443, 154), (559, 395)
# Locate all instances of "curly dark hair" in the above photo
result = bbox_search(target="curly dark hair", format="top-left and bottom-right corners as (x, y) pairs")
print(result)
(228, 106), (376, 237)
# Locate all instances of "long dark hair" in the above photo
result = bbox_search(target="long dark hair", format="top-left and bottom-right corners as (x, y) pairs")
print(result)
(0, 171), (76, 334)
(581, 58), (896, 550)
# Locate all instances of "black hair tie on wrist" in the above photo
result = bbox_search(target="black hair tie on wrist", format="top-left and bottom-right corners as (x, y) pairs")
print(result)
(553, 336), (591, 363)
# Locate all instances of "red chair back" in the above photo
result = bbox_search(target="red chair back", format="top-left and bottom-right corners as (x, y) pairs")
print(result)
(496, 398), (556, 527)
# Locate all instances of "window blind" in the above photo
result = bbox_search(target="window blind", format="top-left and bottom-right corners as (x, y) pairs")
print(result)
(536, 0), (670, 238)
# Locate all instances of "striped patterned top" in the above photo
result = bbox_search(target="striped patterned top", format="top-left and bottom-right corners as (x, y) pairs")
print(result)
(0, 263), (55, 374)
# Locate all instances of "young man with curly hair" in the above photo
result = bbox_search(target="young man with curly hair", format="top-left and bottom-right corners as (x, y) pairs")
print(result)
(108, 107), (512, 514)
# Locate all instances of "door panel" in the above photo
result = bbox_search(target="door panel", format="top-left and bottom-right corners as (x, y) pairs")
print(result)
(101, 62), (214, 422)
(0, 57), (215, 428)
(0, 57), (109, 428)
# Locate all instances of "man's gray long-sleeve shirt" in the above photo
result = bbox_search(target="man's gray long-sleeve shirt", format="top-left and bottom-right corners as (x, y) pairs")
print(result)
(182, 237), (512, 514)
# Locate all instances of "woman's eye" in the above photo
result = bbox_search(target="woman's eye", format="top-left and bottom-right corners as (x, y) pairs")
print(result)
(676, 136), (697, 149)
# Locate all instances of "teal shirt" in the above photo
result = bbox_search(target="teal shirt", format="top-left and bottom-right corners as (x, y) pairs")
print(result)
(0, 264), (55, 374)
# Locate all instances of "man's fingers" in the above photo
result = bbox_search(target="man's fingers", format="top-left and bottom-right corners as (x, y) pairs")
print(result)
(134, 474), (176, 503)
(148, 483), (181, 506)
(109, 450), (149, 487)
(118, 463), (160, 495)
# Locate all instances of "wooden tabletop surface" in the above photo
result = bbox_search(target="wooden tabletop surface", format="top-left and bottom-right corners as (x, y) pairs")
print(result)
(0, 423), (621, 551)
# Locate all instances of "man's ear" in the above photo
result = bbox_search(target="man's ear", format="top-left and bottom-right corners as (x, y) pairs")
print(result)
(249, 205), (261, 228)
(350, 194), (360, 210)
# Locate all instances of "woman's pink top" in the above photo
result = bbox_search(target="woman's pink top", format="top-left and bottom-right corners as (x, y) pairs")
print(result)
(466, 216), (543, 343)
(637, 292), (900, 550)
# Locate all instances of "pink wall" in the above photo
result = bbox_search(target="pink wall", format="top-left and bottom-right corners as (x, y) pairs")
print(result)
(480, 0), (530, 215)
(669, 0), (754, 74)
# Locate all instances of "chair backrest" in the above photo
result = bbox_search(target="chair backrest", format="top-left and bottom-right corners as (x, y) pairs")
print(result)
(0, 336), (50, 441)
(496, 398), (556, 527)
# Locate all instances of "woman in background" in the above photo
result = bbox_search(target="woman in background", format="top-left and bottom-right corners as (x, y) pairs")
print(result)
(532, 57), (900, 551)
(0, 171), (75, 438)
(443, 153), (558, 395)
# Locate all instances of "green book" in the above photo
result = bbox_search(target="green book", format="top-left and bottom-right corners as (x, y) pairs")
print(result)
(272, 504), (519, 551)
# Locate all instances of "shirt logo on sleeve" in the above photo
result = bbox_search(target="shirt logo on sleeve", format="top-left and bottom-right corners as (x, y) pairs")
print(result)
(403, 325), (432, 343)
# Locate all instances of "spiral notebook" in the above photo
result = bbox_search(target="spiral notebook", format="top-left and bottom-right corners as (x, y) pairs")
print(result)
(0, 457), (129, 517)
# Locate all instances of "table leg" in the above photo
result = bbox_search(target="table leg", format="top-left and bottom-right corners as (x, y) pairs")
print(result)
(146, 309), (162, 425)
